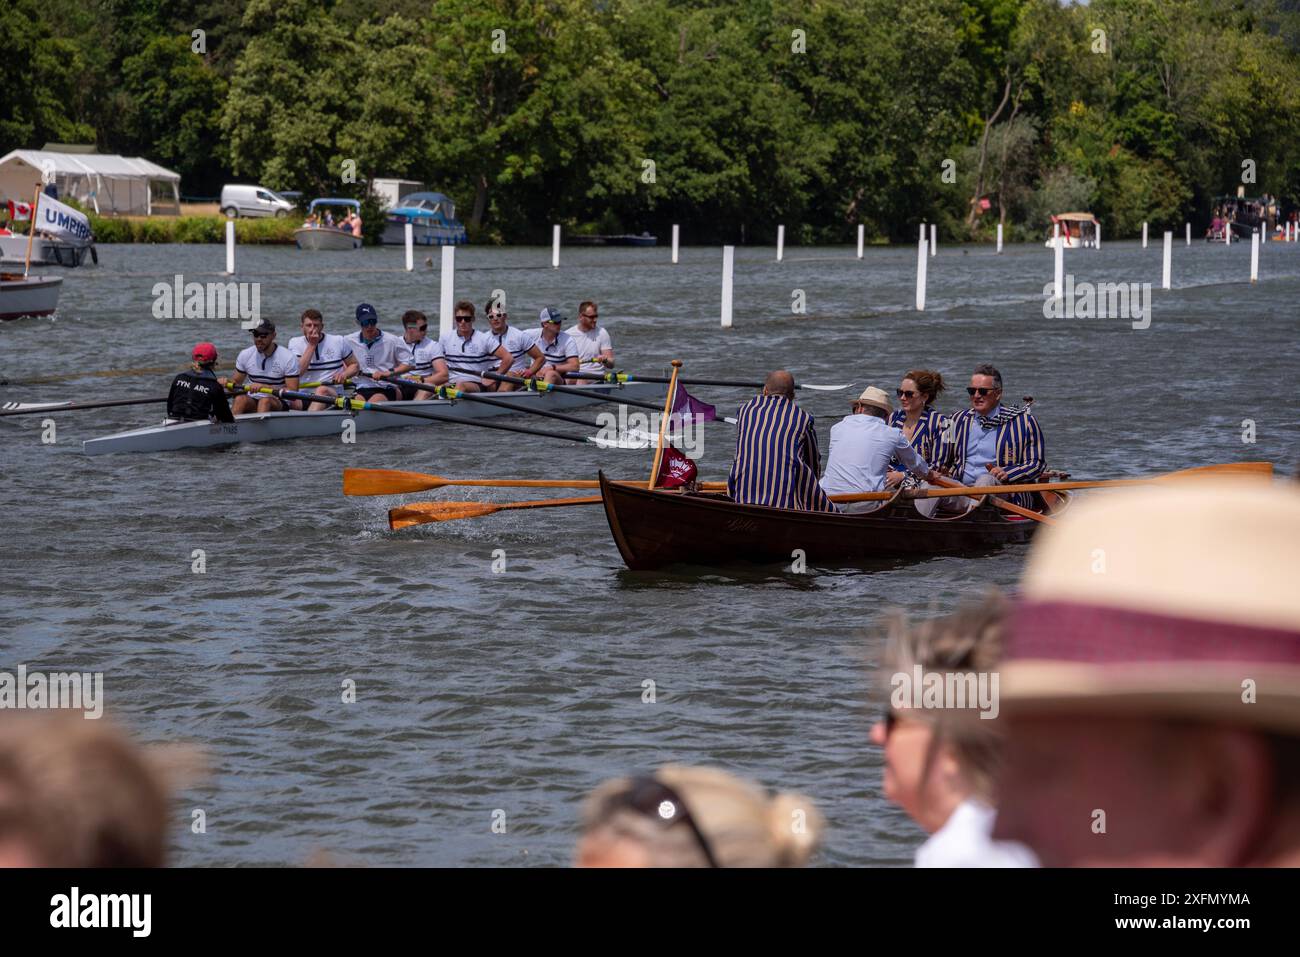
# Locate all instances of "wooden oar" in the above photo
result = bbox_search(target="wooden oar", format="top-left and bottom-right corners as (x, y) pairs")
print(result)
(451, 368), (666, 412)
(389, 496), (600, 530)
(649, 360), (682, 488)
(343, 467), (728, 496)
(566, 371), (852, 391)
(0, 395), (169, 417)
(930, 475), (1057, 524)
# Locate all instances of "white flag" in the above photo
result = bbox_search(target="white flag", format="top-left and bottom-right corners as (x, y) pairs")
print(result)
(37, 194), (94, 244)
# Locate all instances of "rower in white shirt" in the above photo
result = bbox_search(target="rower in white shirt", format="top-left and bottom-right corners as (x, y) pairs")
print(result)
(564, 299), (613, 383)
(820, 386), (936, 512)
(395, 309), (448, 400)
(438, 300), (512, 393)
(289, 308), (359, 412)
(220, 320), (301, 413)
(485, 299), (544, 392)
(533, 307), (580, 385)
(344, 302), (410, 403)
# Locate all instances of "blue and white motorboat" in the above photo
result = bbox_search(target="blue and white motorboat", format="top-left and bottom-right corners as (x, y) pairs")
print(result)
(381, 192), (467, 246)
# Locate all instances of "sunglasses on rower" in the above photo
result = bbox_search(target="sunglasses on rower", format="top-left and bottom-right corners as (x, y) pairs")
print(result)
(455, 314), (473, 322)
(405, 324), (428, 332)
(967, 387), (998, 396)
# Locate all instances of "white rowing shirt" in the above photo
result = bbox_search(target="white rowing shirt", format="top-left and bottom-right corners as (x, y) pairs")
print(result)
(235, 344), (299, 388)
(288, 333), (355, 386)
(565, 323), (612, 374)
(487, 325), (536, 372)
(345, 329), (406, 388)
(534, 328), (579, 368)
(440, 328), (501, 381)
(396, 335), (445, 379)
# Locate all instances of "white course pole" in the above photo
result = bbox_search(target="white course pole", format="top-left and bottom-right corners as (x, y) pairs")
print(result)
(1226, 223), (1231, 246)
(1250, 230), (1259, 283)
(1162, 231), (1172, 290)
(1096, 220), (1102, 250)
(915, 236), (927, 311)
(721, 245), (734, 328)
(225, 220), (235, 274)
(1142, 221), (1148, 248)
(776, 224), (785, 262)
(551, 224), (560, 268)
(857, 224), (864, 259)
(929, 222), (936, 257)
(404, 223), (414, 271)
(996, 222), (1003, 254)
(1185, 222), (1191, 247)
(671, 224), (679, 264)
(1053, 231), (1064, 301)
(439, 245), (455, 337)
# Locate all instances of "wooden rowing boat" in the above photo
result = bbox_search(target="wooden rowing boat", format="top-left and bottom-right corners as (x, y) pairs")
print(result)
(82, 382), (660, 455)
(598, 471), (1071, 570)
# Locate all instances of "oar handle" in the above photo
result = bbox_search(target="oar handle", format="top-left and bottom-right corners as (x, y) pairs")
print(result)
(448, 367), (665, 412)
(392, 378), (601, 430)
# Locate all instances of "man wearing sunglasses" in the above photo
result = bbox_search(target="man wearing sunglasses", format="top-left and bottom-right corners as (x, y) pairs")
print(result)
(344, 303), (410, 403)
(438, 300), (512, 393)
(942, 364), (1044, 509)
(395, 309), (448, 400)
(565, 300), (613, 383)
(288, 308), (359, 412)
(222, 320), (301, 414)
(484, 298), (544, 392)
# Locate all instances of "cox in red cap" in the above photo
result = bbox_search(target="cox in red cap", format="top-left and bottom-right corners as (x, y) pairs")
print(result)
(192, 342), (218, 364)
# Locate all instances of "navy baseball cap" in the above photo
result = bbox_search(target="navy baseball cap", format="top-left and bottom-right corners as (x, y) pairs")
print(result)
(355, 303), (379, 324)
(539, 306), (566, 324)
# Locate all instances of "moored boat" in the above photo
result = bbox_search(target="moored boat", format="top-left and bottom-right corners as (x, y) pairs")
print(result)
(0, 234), (96, 267)
(1044, 212), (1098, 249)
(295, 198), (363, 250)
(381, 192), (467, 246)
(83, 381), (660, 455)
(565, 232), (657, 247)
(599, 472), (1070, 570)
(0, 274), (62, 320)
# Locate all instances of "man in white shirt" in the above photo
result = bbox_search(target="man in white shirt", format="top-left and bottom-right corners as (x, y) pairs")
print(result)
(820, 386), (935, 511)
(533, 307), (580, 385)
(438, 300), (512, 393)
(289, 308), (359, 412)
(485, 299), (544, 392)
(394, 309), (448, 400)
(221, 320), (301, 414)
(344, 303), (410, 402)
(565, 299), (613, 383)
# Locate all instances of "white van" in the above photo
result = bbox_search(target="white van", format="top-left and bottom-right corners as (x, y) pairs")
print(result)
(220, 185), (295, 219)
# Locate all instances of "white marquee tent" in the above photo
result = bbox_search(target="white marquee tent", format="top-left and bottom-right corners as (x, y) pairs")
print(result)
(0, 149), (181, 216)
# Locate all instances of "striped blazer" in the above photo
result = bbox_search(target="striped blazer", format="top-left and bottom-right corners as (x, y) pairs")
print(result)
(728, 395), (836, 512)
(887, 407), (949, 470)
(943, 406), (1046, 507)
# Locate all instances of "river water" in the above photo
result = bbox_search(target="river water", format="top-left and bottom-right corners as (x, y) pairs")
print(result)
(1, 238), (1297, 866)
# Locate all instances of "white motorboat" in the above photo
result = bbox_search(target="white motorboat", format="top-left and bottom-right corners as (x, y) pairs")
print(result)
(0, 274), (62, 320)
(0, 233), (96, 267)
(1044, 212), (1099, 249)
(295, 198), (363, 250)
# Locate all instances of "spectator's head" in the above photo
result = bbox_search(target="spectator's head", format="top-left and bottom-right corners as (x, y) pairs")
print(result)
(993, 479), (1300, 867)
(575, 765), (821, 868)
(763, 370), (796, 400)
(902, 369), (945, 410)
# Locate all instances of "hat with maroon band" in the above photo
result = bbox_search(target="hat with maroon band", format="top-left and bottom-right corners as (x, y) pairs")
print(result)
(192, 342), (218, 363)
(1001, 471), (1300, 733)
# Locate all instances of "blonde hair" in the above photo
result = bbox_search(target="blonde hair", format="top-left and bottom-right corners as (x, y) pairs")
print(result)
(881, 591), (1008, 800)
(580, 765), (822, 867)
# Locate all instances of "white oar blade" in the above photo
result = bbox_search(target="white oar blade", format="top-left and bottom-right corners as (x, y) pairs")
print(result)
(1, 401), (73, 412)
(588, 430), (652, 450)
(799, 383), (852, 392)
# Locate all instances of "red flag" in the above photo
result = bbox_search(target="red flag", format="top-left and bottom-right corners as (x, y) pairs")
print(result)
(655, 445), (698, 488)
(8, 201), (32, 221)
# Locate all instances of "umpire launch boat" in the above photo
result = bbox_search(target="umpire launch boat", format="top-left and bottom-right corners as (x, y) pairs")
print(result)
(83, 381), (660, 455)
(0, 274), (62, 319)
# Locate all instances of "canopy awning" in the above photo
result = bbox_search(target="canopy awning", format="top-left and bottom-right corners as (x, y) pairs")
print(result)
(0, 149), (181, 216)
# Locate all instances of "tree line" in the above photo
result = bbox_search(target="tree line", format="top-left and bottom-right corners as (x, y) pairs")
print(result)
(4, 0), (1299, 243)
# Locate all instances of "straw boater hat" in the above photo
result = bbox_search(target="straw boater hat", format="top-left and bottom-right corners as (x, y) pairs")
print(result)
(1002, 478), (1300, 733)
(853, 386), (893, 414)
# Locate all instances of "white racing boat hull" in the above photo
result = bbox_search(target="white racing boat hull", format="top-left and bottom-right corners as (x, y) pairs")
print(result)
(0, 275), (63, 320)
(83, 382), (661, 455)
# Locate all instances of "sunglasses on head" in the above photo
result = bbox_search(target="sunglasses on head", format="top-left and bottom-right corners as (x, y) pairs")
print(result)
(896, 389), (917, 398)
(967, 387), (998, 396)
(611, 776), (720, 868)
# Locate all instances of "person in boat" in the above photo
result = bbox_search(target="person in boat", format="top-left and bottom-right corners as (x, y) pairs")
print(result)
(346, 210), (363, 238)
(166, 342), (234, 424)
(941, 364), (1044, 510)
(289, 308), (359, 412)
(395, 309), (448, 400)
(728, 370), (836, 512)
(438, 300), (512, 393)
(485, 298), (544, 392)
(221, 320), (301, 414)
(870, 592), (1036, 867)
(820, 386), (937, 512)
(887, 369), (949, 486)
(345, 303), (410, 403)
(323, 209), (335, 228)
(532, 306), (580, 385)
(994, 480), (1300, 867)
(565, 300), (614, 383)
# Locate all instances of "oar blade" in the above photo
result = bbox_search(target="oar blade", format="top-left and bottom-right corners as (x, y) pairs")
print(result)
(389, 501), (500, 529)
(1159, 462), (1273, 481)
(798, 383), (852, 391)
(344, 468), (442, 496)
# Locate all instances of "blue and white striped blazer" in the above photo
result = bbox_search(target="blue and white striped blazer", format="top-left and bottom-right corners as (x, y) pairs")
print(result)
(943, 406), (1045, 507)
(887, 407), (949, 470)
(728, 394), (836, 512)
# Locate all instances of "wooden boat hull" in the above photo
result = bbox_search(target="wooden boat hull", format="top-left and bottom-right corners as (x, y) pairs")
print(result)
(294, 227), (362, 250)
(83, 382), (660, 454)
(599, 472), (1069, 570)
(0, 275), (62, 320)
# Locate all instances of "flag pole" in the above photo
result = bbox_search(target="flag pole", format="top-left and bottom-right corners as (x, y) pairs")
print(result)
(22, 183), (42, 278)
(648, 359), (682, 489)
